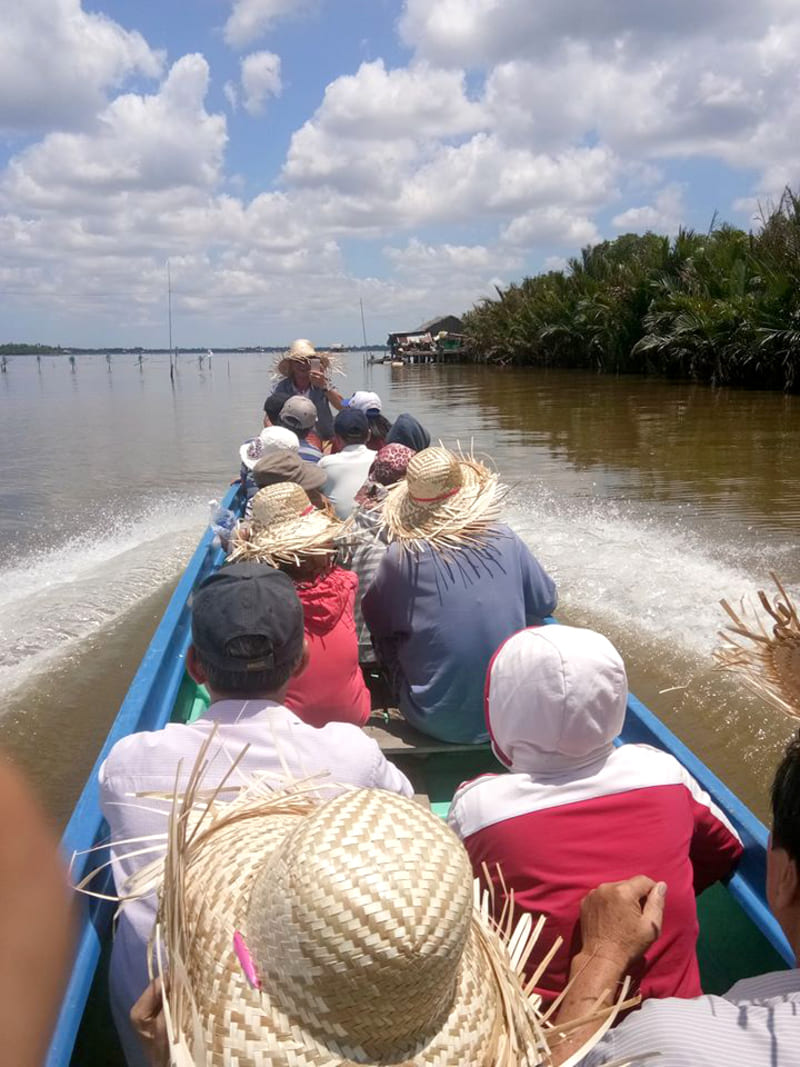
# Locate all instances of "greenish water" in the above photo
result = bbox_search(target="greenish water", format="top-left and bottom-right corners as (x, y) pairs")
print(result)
(0, 352), (798, 824)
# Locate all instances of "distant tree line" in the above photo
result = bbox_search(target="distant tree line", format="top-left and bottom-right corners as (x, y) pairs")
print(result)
(462, 189), (800, 391)
(0, 343), (62, 355)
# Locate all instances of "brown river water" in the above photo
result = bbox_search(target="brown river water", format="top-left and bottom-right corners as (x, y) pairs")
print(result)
(0, 351), (798, 825)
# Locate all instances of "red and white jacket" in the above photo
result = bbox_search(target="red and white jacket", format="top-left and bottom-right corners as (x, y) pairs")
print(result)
(447, 625), (743, 1005)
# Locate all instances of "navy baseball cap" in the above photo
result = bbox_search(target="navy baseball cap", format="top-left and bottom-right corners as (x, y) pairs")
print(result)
(191, 562), (304, 673)
(334, 408), (369, 441)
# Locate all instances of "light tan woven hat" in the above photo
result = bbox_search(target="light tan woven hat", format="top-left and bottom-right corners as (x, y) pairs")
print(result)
(275, 339), (339, 380)
(228, 483), (342, 567)
(381, 445), (505, 551)
(161, 786), (556, 1067)
(715, 572), (800, 719)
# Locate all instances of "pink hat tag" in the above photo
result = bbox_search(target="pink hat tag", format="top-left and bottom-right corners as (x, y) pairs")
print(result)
(233, 930), (261, 990)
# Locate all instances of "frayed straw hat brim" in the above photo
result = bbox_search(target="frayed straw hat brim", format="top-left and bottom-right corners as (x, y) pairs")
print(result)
(715, 573), (800, 719)
(274, 353), (344, 381)
(381, 456), (506, 552)
(171, 801), (536, 1066)
(227, 511), (342, 568)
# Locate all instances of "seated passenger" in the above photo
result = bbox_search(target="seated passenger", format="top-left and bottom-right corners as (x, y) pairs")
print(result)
(448, 624), (743, 1006)
(386, 411), (430, 451)
(99, 564), (411, 1067)
(317, 409), (375, 518)
(229, 483), (371, 728)
(279, 395), (323, 461)
(362, 447), (557, 744)
(262, 392), (285, 428)
(238, 426), (299, 501)
(342, 444), (416, 664)
(342, 390), (392, 450)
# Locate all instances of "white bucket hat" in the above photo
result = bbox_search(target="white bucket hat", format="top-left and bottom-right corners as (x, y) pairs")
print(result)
(344, 390), (382, 415)
(240, 427), (300, 470)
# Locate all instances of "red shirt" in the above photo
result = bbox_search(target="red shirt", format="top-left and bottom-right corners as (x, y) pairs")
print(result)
(448, 745), (743, 1005)
(285, 568), (371, 728)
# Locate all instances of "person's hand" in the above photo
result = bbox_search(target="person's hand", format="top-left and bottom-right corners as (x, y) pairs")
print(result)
(579, 875), (666, 969)
(309, 369), (328, 390)
(130, 978), (169, 1066)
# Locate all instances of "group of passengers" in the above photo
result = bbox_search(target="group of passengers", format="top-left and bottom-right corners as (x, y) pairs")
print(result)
(96, 339), (800, 1067)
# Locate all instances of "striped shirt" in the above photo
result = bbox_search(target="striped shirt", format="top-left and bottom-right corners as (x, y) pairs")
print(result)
(581, 968), (800, 1067)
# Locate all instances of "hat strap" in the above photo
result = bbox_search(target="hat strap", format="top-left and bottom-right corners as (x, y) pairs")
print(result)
(300, 504), (316, 516)
(408, 486), (460, 504)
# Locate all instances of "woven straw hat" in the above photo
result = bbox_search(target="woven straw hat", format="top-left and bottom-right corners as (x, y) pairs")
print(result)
(275, 339), (337, 380)
(381, 445), (505, 551)
(162, 786), (549, 1066)
(715, 573), (800, 719)
(228, 483), (342, 567)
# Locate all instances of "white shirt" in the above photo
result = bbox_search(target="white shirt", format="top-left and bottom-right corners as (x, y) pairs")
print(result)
(98, 700), (413, 1066)
(581, 968), (800, 1067)
(318, 443), (374, 518)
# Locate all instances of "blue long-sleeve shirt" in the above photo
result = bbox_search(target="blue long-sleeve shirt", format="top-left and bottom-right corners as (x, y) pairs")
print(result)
(361, 525), (557, 744)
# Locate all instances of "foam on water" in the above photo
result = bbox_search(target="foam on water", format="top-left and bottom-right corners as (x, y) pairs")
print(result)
(0, 494), (209, 697)
(506, 482), (798, 667)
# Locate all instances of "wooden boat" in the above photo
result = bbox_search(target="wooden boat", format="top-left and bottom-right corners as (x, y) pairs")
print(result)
(49, 484), (793, 1064)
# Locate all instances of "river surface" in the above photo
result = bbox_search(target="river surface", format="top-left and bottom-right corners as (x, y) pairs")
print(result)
(1, 350), (798, 824)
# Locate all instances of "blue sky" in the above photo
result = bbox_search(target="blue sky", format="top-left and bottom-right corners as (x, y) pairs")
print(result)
(0, 0), (797, 347)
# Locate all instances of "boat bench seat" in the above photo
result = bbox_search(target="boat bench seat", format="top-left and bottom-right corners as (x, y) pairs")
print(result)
(364, 713), (491, 757)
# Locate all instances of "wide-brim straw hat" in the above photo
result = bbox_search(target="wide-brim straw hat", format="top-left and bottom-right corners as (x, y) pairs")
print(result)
(381, 445), (506, 551)
(274, 339), (342, 381)
(714, 572), (800, 719)
(228, 482), (342, 567)
(148, 754), (620, 1067)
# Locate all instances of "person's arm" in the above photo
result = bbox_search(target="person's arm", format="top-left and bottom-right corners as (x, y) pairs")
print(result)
(0, 758), (75, 1067)
(361, 551), (404, 677)
(516, 535), (558, 621)
(310, 370), (343, 410)
(678, 765), (743, 891)
(551, 876), (666, 1066)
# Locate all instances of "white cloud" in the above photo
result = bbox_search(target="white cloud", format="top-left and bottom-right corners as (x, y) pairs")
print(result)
(224, 0), (312, 49)
(1, 56), (226, 212)
(241, 52), (282, 116)
(501, 207), (601, 249)
(612, 185), (687, 234)
(224, 81), (239, 112)
(0, 0), (162, 133)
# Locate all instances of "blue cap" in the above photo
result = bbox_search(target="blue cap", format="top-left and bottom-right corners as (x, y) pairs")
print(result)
(334, 408), (369, 441)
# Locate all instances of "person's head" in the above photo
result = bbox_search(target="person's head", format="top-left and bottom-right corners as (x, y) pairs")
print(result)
(240, 427), (299, 470)
(386, 412), (431, 452)
(485, 625), (627, 774)
(354, 443), (415, 509)
(188, 563), (306, 701)
(381, 445), (504, 552)
(279, 396), (317, 440)
(333, 408), (369, 447)
(280, 339), (316, 390)
(154, 784), (550, 1065)
(768, 734), (800, 945)
(343, 390), (391, 443)
(228, 482), (343, 575)
(252, 451), (326, 496)
(263, 394), (285, 426)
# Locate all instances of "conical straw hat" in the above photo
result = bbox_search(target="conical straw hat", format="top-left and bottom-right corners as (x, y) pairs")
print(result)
(714, 572), (800, 719)
(228, 483), (342, 567)
(381, 446), (506, 552)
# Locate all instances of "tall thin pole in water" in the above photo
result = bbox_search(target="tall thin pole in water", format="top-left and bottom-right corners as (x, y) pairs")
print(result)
(168, 260), (175, 384)
(360, 297), (371, 367)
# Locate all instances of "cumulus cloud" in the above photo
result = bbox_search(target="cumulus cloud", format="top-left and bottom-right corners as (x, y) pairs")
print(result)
(501, 207), (601, 249)
(241, 52), (282, 116)
(0, 0), (162, 133)
(224, 0), (312, 48)
(612, 185), (687, 234)
(1, 56), (226, 212)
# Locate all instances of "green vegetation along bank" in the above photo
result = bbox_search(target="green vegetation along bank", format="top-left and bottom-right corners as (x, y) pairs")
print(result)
(462, 189), (800, 391)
